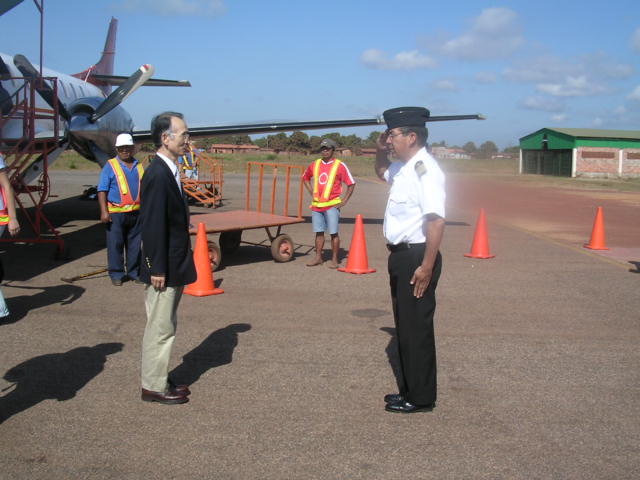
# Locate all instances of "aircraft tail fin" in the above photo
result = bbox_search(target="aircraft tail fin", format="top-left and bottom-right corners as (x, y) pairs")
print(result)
(71, 17), (117, 96)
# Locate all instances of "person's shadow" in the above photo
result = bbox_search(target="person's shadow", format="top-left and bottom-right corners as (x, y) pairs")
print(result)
(380, 327), (402, 390)
(0, 342), (123, 423)
(170, 323), (251, 386)
(1, 284), (85, 325)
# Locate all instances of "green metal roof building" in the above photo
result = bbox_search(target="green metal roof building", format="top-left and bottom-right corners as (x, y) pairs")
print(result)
(519, 128), (640, 178)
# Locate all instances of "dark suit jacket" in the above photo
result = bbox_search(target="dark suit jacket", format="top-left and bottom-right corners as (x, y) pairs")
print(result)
(139, 155), (196, 287)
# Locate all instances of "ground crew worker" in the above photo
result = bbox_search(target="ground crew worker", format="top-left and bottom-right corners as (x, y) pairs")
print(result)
(97, 133), (144, 286)
(374, 107), (445, 414)
(0, 152), (20, 318)
(302, 138), (356, 269)
(178, 141), (198, 180)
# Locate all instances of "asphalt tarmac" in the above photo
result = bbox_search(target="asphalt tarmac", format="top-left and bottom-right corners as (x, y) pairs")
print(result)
(1, 170), (639, 479)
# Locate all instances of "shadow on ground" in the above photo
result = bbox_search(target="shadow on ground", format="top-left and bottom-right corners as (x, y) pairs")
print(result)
(0, 342), (123, 423)
(170, 323), (251, 387)
(0, 284), (85, 325)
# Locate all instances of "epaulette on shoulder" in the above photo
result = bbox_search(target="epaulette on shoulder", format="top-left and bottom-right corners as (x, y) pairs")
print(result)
(414, 160), (427, 177)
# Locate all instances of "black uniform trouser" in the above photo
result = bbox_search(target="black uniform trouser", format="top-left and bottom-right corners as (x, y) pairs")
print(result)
(388, 248), (442, 405)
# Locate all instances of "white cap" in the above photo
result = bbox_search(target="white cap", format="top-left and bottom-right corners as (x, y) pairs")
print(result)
(115, 133), (134, 147)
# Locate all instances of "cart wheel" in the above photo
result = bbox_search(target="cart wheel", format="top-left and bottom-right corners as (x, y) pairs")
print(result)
(270, 234), (294, 262)
(219, 230), (242, 254)
(207, 241), (222, 271)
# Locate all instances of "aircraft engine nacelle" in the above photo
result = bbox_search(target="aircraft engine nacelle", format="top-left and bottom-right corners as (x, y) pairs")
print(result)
(67, 97), (135, 166)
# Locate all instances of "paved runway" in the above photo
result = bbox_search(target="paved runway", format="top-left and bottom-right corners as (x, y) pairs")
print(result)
(1, 171), (639, 479)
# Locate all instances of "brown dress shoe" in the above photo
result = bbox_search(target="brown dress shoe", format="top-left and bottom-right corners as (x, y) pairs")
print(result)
(168, 380), (191, 396)
(141, 388), (188, 405)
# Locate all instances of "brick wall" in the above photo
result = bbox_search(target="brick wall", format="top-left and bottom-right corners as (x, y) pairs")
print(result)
(576, 147), (618, 178)
(622, 149), (640, 177)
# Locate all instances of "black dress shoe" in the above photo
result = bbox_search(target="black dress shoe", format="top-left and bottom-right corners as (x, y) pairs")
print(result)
(168, 379), (191, 396)
(384, 393), (404, 404)
(141, 388), (188, 405)
(385, 400), (435, 414)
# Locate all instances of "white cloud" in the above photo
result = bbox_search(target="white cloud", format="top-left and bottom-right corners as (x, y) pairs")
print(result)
(614, 105), (627, 115)
(551, 114), (567, 123)
(628, 85), (640, 101)
(504, 53), (633, 84)
(435, 8), (523, 60)
(475, 71), (497, 84)
(536, 75), (608, 97)
(117, 0), (226, 16)
(632, 28), (640, 52)
(521, 96), (564, 112)
(592, 117), (604, 126)
(361, 49), (437, 70)
(432, 79), (457, 91)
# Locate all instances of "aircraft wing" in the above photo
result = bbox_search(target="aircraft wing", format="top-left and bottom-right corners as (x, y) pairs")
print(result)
(91, 74), (191, 87)
(131, 114), (485, 142)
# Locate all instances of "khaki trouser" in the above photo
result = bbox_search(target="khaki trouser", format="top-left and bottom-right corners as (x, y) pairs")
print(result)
(141, 285), (184, 392)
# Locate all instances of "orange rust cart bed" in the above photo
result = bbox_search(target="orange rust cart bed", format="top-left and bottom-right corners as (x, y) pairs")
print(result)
(189, 161), (306, 269)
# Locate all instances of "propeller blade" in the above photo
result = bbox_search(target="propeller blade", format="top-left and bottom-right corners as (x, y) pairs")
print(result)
(131, 113), (485, 142)
(91, 64), (155, 122)
(0, 0), (24, 17)
(13, 54), (71, 121)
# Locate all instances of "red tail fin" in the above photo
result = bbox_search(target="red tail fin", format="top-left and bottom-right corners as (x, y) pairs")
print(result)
(71, 17), (117, 96)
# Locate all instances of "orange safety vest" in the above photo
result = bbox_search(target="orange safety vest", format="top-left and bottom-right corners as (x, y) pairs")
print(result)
(107, 158), (144, 213)
(0, 187), (8, 225)
(311, 158), (342, 208)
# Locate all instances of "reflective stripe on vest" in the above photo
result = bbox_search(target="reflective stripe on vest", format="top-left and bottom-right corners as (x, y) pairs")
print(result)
(0, 187), (8, 225)
(180, 146), (195, 170)
(311, 159), (342, 208)
(107, 158), (144, 213)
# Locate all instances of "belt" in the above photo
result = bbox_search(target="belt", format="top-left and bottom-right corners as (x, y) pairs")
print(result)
(386, 242), (425, 253)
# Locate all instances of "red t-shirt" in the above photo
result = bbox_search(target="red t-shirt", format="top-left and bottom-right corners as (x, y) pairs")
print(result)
(303, 158), (356, 212)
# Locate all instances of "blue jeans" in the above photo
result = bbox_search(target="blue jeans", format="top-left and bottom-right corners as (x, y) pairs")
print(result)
(106, 211), (142, 281)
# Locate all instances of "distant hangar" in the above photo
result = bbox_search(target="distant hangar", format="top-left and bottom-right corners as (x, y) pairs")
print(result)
(519, 128), (640, 178)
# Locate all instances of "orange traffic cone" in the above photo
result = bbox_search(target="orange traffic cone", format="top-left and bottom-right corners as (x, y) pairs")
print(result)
(185, 222), (224, 296)
(464, 208), (495, 259)
(338, 214), (376, 274)
(584, 206), (609, 250)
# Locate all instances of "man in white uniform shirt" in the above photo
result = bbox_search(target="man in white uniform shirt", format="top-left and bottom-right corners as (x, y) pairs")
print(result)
(374, 107), (445, 414)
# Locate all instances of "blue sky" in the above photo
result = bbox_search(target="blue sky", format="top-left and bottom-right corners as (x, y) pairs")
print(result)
(2, 0), (640, 148)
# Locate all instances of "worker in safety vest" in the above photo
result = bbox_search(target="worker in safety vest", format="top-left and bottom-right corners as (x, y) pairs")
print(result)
(302, 138), (356, 269)
(0, 152), (20, 318)
(97, 133), (144, 286)
(178, 141), (198, 180)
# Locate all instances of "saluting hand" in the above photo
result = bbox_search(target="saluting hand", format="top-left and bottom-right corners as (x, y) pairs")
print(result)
(410, 265), (432, 298)
(376, 132), (390, 152)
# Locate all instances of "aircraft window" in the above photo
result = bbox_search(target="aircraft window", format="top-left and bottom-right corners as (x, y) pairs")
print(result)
(69, 84), (76, 97)
(59, 81), (67, 97)
(79, 85), (85, 96)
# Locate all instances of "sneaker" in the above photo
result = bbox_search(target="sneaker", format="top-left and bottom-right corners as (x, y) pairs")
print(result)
(111, 278), (123, 286)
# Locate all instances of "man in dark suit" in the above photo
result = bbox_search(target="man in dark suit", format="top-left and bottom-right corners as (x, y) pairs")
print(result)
(139, 112), (197, 405)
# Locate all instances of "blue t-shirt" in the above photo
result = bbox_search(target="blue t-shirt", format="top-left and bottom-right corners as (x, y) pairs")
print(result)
(97, 158), (141, 205)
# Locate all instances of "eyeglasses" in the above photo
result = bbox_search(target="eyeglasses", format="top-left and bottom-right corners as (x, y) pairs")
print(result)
(387, 131), (407, 139)
(166, 130), (190, 140)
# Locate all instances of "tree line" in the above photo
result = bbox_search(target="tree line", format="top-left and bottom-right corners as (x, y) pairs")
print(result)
(141, 131), (519, 156)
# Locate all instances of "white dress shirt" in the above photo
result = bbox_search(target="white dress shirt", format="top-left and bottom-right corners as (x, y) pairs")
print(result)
(157, 152), (182, 191)
(383, 147), (445, 245)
